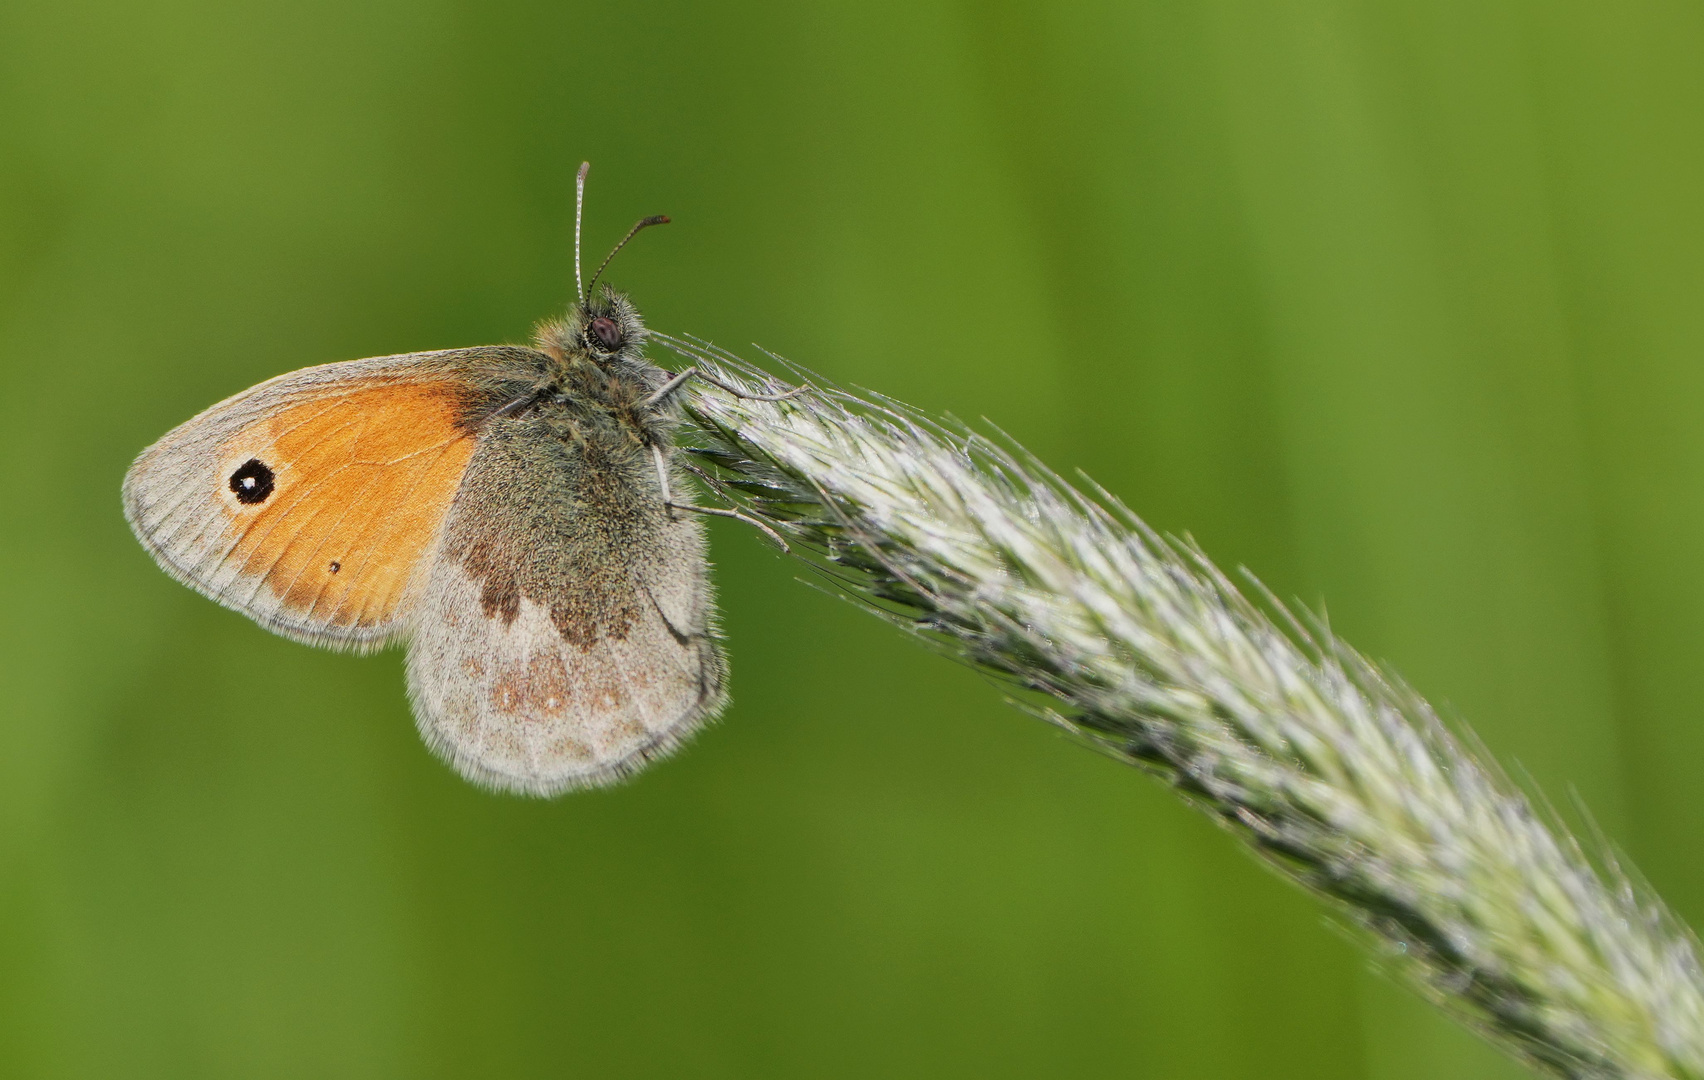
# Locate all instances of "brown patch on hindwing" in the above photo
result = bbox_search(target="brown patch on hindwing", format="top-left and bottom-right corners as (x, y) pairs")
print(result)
(402, 541), (719, 795)
(457, 532), (643, 647)
(486, 649), (650, 741)
(440, 420), (656, 649)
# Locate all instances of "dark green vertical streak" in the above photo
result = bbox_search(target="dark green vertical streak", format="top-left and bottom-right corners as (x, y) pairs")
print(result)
(956, 1), (1302, 580)
(1522, 0), (1704, 927)
(957, 4), (1362, 1080)
(1195, 0), (1628, 1076)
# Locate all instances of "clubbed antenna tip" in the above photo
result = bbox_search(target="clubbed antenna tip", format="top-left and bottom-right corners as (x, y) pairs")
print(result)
(585, 215), (671, 301)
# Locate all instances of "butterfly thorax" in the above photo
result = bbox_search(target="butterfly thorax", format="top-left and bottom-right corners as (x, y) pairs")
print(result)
(528, 285), (675, 448)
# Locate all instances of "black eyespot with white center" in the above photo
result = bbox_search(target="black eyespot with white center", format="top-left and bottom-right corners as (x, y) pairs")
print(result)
(229, 458), (275, 505)
(589, 316), (622, 351)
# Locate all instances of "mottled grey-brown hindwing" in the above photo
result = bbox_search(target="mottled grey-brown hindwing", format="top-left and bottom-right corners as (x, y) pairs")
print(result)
(405, 414), (725, 795)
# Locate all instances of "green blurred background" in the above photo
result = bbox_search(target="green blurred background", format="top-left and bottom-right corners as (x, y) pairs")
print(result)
(3, 0), (1702, 1076)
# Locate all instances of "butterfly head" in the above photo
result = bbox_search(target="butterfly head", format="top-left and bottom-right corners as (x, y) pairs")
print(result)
(533, 165), (667, 379)
(578, 285), (647, 358)
(534, 284), (650, 372)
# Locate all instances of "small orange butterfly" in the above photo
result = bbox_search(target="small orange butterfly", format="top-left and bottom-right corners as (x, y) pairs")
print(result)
(124, 163), (796, 796)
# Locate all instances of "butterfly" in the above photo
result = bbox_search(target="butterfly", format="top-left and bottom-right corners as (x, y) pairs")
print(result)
(123, 163), (795, 796)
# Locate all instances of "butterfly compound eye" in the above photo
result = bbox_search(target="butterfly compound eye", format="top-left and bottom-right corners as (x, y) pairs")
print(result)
(589, 316), (623, 351)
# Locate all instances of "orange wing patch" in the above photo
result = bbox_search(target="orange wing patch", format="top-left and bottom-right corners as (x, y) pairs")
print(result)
(216, 382), (477, 633)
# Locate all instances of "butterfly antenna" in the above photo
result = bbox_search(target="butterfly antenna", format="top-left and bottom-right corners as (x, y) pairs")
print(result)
(584, 215), (671, 301)
(574, 161), (590, 302)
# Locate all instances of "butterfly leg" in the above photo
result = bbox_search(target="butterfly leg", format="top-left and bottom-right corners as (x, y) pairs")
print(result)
(639, 367), (809, 410)
(651, 444), (790, 553)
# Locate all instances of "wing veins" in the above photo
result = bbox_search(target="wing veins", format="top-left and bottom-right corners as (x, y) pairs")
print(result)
(345, 439), (467, 629)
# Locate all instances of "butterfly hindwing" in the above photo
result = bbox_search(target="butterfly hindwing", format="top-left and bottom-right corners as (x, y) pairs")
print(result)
(122, 347), (546, 649)
(405, 415), (726, 795)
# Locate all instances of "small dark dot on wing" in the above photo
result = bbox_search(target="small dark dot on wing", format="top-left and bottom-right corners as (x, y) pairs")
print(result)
(329, 561), (341, 574)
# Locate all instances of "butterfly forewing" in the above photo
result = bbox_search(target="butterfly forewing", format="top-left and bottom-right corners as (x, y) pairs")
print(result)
(122, 348), (540, 649)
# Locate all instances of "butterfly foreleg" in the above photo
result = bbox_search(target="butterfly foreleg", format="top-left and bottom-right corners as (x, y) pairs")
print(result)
(649, 443), (789, 553)
(638, 366), (809, 410)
